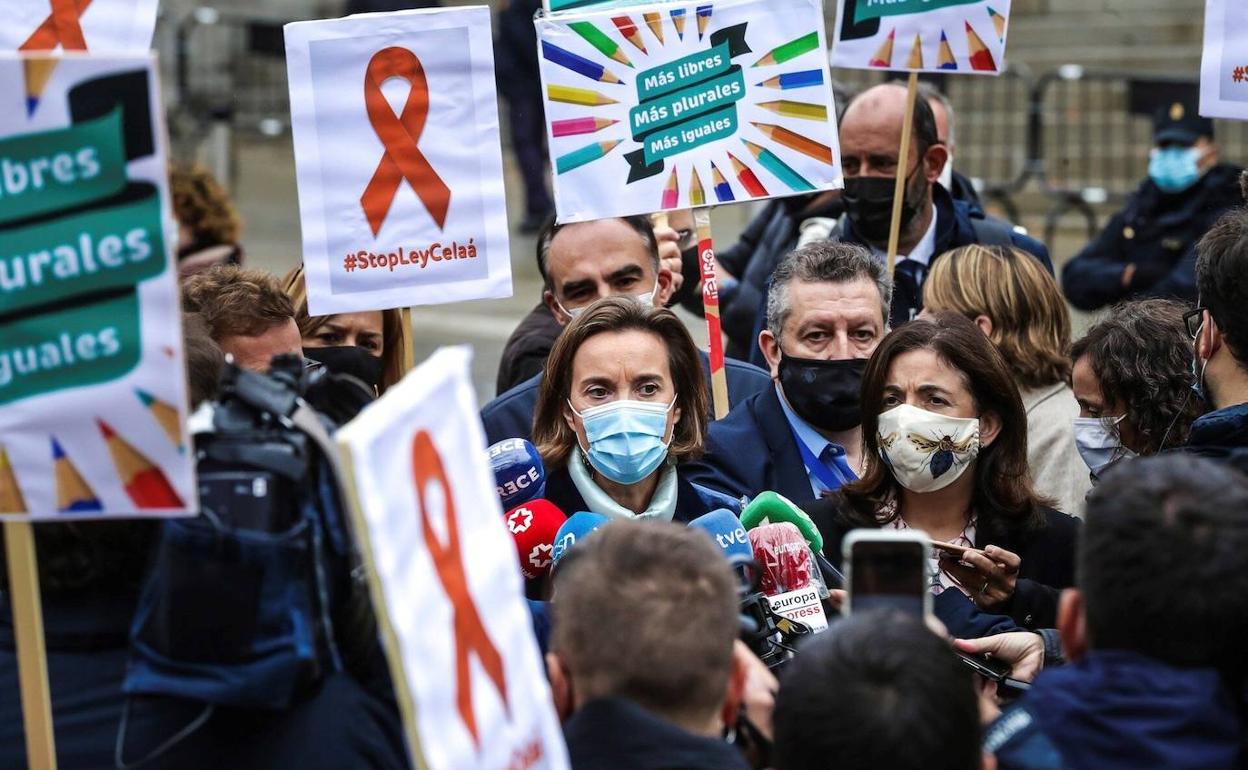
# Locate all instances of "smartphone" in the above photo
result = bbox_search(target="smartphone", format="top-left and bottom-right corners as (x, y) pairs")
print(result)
(931, 540), (972, 560)
(843, 530), (932, 618)
(955, 651), (1013, 682)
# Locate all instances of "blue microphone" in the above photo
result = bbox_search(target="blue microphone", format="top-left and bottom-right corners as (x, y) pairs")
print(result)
(551, 511), (609, 568)
(688, 508), (754, 562)
(488, 438), (546, 509)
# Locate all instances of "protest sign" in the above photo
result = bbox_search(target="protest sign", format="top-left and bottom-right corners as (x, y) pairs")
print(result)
(831, 0), (1011, 75)
(285, 8), (512, 317)
(337, 346), (569, 770)
(0, 0), (159, 55)
(1200, 0), (1248, 120)
(537, 0), (843, 222)
(0, 54), (194, 520)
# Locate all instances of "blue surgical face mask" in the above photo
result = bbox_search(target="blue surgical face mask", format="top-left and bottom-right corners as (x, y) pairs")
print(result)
(570, 397), (676, 485)
(1073, 415), (1136, 482)
(1149, 146), (1201, 193)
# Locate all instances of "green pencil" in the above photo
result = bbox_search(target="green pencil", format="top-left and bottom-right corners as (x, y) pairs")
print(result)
(753, 31), (820, 67)
(569, 21), (633, 67)
(742, 139), (814, 192)
(556, 140), (622, 174)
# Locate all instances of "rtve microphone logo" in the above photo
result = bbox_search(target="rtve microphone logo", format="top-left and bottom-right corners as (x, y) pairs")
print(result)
(717, 528), (749, 550)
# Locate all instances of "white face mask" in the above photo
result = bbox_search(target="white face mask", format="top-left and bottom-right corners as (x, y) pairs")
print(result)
(877, 404), (980, 493)
(1073, 415), (1136, 481)
(555, 283), (658, 320)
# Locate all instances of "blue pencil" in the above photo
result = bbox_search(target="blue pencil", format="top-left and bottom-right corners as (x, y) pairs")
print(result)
(696, 6), (713, 39)
(542, 40), (624, 85)
(756, 69), (824, 90)
(710, 161), (736, 202)
(670, 8), (686, 39)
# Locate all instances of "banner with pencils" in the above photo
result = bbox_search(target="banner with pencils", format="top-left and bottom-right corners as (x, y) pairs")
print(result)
(538, 0), (843, 222)
(831, 0), (1011, 75)
(0, 54), (194, 520)
(284, 8), (512, 317)
(1199, 0), (1248, 120)
(0, 0), (159, 55)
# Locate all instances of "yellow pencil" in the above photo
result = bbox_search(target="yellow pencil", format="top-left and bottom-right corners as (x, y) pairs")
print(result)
(548, 84), (619, 106)
(907, 33), (923, 69)
(690, 167), (706, 206)
(0, 445), (26, 513)
(757, 100), (828, 121)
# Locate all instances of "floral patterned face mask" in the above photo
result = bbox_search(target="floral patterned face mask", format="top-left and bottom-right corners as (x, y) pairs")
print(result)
(877, 404), (980, 493)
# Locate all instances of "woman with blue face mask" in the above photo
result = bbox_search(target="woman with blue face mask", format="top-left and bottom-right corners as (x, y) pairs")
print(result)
(532, 297), (726, 522)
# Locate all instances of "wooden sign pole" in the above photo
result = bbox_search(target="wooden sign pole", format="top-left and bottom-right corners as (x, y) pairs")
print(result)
(885, 72), (921, 275)
(400, 307), (416, 374)
(693, 208), (729, 419)
(4, 521), (57, 769)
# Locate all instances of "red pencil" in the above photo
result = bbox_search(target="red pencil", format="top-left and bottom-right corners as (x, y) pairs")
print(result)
(965, 22), (997, 71)
(727, 152), (768, 197)
(98, 419), (184, 509)
(661, 167), (679, 208)
(613, 16), (648, 53)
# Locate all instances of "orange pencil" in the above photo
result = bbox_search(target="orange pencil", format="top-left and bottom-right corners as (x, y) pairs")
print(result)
(97, 420), (184, 509)
(0, 445), (26, 513)
(750, 122), (834, 164)
(869, 29), (895, 68)
(965, 22), (997, 71)
(136, 388), (183, 451)
(52, 438), (102, 512)
(612, 16), (647, 53)
(644, 12), (664, 43)
(661, 167), (679, 208)
(727, 152), (768, 197)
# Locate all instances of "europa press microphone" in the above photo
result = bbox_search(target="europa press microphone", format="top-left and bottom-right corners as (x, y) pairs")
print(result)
(748, 522), (830, 634)
(503, 500), (566, 582)
(489, 438), (546, 509)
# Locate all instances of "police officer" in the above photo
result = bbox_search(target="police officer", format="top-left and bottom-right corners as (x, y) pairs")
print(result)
(1062, 101), (1244, 311)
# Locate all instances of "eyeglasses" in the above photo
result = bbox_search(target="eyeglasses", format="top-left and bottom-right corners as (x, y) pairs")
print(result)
(1183, 306), (1205, 339)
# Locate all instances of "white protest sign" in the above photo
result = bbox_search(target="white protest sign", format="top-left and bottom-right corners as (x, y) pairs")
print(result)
(831, 0), (1011, 75)
(0, 0), (159, 53)
(0, 53), (194, 520)
(1200, 0), (1248, 120)
(337, 346), (569, 770)
(285, 7), (512, 316)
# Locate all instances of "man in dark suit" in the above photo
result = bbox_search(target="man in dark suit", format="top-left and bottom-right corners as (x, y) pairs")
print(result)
(685, 241), (891, 505)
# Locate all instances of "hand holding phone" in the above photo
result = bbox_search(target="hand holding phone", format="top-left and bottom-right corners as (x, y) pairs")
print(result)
(843, 530), (931, 618)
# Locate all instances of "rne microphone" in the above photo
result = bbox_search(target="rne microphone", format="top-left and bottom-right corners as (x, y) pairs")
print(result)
(489, 438), (546, 510)
(504, 499), (566, 581)
(748, 522), (829, 632)
(551, 511), (609, 570)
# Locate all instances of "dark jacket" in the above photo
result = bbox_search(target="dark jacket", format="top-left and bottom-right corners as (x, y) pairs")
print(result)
(987, 651), (1244, 770)
(802, 494), (1079, 629)
(564, 697), (751, 770)
(1184, 401), (1248, 475)
(496, 303), (563, 395)
(1062, 164), (1244, 311)
(683, 387), (816, 505)
(481, 352), (772, 445)
(543, 464), (720, 524)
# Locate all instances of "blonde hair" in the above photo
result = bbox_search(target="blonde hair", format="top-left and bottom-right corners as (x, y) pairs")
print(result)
(170, 163), (241, 244)
(922, 245), (1071, 389)
(281, 266), (406, 393)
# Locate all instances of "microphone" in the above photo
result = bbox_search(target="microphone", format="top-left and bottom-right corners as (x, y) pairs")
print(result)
(504, 499), (566, 581)
(551, 511), (609, 570)
(748, 522), (829, 632)
(489, 438), (546, 510)
(740, 491), (824, 553)
(688, 508), (754, 562)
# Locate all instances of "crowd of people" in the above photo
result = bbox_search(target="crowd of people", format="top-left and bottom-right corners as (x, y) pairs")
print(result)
(3, 52), (1248, 770)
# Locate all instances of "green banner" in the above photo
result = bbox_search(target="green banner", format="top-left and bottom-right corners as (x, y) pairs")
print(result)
(629, 66), (745, 138)
(853, 0), (982, 24)
(0, 290), (141, 406)
(0, 188), (165, 316)
(0, 108), (128, 226)
(636, 42), (733, 102)
(642, 105), (738, 164)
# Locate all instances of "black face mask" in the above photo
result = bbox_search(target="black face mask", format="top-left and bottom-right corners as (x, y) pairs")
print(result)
(842, 162), (927, 244)
(302, 346), (384, 389)
(778, 355), (867, 433)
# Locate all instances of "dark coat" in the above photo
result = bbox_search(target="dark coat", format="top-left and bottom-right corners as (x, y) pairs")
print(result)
(1183, 401), (1248, 476)
(1062, 164), (1244, 311)
(481, 351), (772, 445)
(564, 697), (751, 770)
(801, 494), (1079, 629)
(683, 387), (816, 506)
(542, 464), (718, 524)
(495, 303), (563, 396)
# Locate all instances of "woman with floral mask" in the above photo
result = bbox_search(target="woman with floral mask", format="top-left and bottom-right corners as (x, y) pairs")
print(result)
(533, 297), (722, 521)
(803, 312), (1079, 630)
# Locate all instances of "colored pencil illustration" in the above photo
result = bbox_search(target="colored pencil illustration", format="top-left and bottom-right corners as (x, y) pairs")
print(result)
(644, 12), (664, 43)
(727, 152), (769, 197)
(613, 16), (648, 53)
(136, 388), (184, 451)
(742, 139), (814, 192)
(549, 84), (619, 106)
(0, 445), (26, 513)
(696, 6), (713, 40)
(754, 31), (819, 67)
(52, 438), (102, 513)
(671, 9), (686, 39)
(750, 122), (833, 164)
(690, 167), (706, 206)
(569, 21), (633, 67)
(988, 7), (1007, 41)
(661, 167), (679, 208)
(938, 31), (957, 70)
(23, 58), (58, 117)
(756, 69), (824, 90)
(556, 140), (622, 174)
(757, 100), (828, 121)
(965, 22), (997, 71)
(543, 40), (625, 84)
(97, 420), (184, 509)
(552, 116), (619, 137)
(907, 34), (923, 69)
(869, 29), (895, 67)
(710, 161), (735, 202)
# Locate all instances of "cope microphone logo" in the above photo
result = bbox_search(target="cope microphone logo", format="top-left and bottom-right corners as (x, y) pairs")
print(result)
(506, 507), (533, 534)
(528, 543), (554, 570)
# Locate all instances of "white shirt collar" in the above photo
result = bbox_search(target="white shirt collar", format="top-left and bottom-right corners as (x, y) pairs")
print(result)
(869, 201), (939, 267)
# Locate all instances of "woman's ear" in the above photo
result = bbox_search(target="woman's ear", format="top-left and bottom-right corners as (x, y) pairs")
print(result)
(973, 314), (994, 338)
(1058, 588), (1087, 662)
(978, 410), (1002, 448)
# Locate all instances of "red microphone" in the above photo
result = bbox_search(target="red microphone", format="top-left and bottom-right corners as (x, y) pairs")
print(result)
(748, 522), (829, 631)
(503, 499), (567, 581)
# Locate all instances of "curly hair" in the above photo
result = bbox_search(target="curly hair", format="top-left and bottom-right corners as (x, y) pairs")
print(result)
(1070, 299), (1204, 454)
(170, 163), (241, 245)
(182, 265), (295, 340)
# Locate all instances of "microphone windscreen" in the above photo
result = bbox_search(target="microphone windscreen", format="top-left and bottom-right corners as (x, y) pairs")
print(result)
(489, 438), (546, 510)
(740, 490), (824, 553)
(688, 508), (754, 562)
(504, 499), (567, 581)
(551, 511), (609, 568)
(748, 522), (817, 596)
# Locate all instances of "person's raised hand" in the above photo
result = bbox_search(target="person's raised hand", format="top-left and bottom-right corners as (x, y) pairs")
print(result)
(653, 224), (684, 296)
(942, 545), (1020, 611)
(733, 640), (778, 741)
(953, 632), (1045, 683)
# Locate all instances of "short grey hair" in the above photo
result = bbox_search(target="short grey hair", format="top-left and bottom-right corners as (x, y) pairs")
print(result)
(916, 81), (956, 150)
(766, 241), (893, 339)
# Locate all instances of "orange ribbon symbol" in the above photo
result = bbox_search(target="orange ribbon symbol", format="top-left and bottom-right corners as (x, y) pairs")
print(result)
(361, 47), (452, 237)
(20, 0), (91, 51)
(412, 430), (509, 747)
